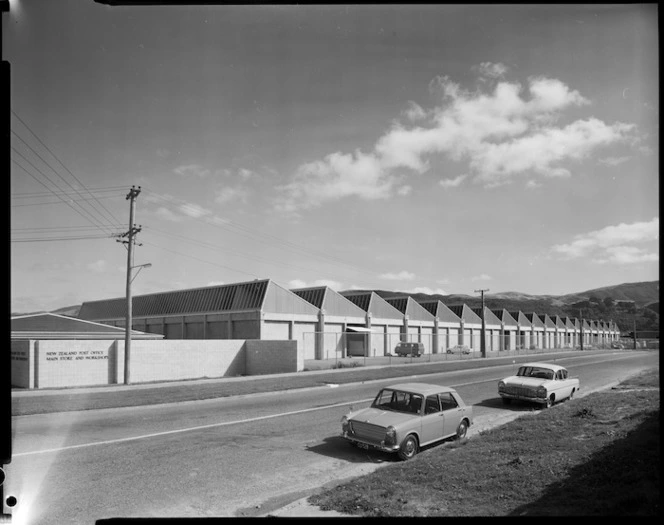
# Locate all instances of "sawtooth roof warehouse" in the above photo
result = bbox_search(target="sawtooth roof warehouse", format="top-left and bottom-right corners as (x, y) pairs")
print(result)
(11, 278), (620, 390)
(76, 278), (619, 359)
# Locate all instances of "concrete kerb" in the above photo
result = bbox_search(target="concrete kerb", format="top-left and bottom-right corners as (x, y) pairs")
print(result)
(10, 350), (607, 402)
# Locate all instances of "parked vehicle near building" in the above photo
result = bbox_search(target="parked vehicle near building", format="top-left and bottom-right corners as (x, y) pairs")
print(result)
(446, 344), (471, 355)
(498, 362), (579, 408)
(340, 383), (473, 460)
(394, 341), (423, 357)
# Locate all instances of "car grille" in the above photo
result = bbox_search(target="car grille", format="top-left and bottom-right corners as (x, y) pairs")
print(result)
(349, 421), (386, 444)
(504, 386), (537, 398)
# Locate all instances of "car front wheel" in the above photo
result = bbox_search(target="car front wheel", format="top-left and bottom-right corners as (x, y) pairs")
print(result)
(398, 434), (418, 461)
(546, 394), (555, 408)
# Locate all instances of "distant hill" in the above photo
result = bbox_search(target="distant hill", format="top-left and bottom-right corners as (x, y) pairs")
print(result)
(11, 281), (658, 332)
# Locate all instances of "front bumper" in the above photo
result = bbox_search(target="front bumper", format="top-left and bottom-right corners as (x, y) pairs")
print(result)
(341, 432), (400, 453)
(499, 392), (547, 404)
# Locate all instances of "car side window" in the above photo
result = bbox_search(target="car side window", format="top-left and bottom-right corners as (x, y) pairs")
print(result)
(439, 392), (458, 411)
(555, 370), (563, 380)
(424, 395), (441, 414)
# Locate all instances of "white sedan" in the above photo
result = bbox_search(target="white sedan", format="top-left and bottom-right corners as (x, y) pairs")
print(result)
(498, 362), (580, 408)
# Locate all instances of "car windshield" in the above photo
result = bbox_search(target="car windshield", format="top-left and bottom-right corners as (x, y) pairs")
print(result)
(516, 366), (554, 380)
(372, 389), (423, 414)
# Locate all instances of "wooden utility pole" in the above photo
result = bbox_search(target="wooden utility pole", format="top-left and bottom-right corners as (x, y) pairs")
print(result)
(579, 309), (584, 351)
(475, 289), (489, 358)
(119, 186), (141, 384)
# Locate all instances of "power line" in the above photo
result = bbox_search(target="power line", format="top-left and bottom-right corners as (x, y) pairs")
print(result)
(142, 188), (391, 281)
(11, 235), (113, 243)
(12, 156), (120, 235)
(11, 110), (123, 226)
(11, 136), (122, 233)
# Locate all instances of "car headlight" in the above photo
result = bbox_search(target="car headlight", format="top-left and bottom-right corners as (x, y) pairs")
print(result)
(384, 425), (397, 447)
(498, 380), (505, 390)
(341, 415), (349, 433)
(536, 386), (547, 398)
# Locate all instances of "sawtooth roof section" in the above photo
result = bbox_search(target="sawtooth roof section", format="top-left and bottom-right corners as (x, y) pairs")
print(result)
(383, 296), (435, 322)
(417, 301), (462, 324)
(291, 286), (366, 318)
(554, 316), (567, 329)
(340, 291), (404, 320)
(491, 309), (519, 328)
(563, 317), (576, 330)
(509, 311), (532, 328)
(582, 319), (591, 330)
(11, 313), (161, 339)
(470, 307), (502, 326)
(78, 279), (319, 320)
(525, 313), (545, 328)
(447, 305), (482, 325)
(543, 314), (557, 329)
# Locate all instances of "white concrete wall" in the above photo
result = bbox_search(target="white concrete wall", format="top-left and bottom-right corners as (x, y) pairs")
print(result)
(35, 340), (116, 388)
(126, 339), (247, 383)
(11, 340), (34, 388)
(245, 340), (301, 375)
(14, 338), (303, 389)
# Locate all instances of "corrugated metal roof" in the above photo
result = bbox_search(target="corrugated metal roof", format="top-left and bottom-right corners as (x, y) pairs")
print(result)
(525, 313), (545, 328)
(340, 291), (372, 312)
(10, 313), (161, 339)
(491, 309), (519, 327)
(79, 279), (271, 320)
(384, 297), (435, 322)
(448, 305), (482, 324)
(509, 311), (532, 327)
(291, 287), (326, 308)
(292, 286), (366, 318)
(417, 300), (461, 324)
(470, 307), (501, 326)
(340, 291), (403, 320)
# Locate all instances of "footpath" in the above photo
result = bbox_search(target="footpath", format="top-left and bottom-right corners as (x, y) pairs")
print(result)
(11, 350), (593, 416)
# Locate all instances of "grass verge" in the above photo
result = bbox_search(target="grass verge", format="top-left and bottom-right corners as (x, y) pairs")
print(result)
(308, 368), (660, 516)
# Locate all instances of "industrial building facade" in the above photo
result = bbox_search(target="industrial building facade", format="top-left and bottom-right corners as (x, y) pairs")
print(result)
(77, 278), (621, 359)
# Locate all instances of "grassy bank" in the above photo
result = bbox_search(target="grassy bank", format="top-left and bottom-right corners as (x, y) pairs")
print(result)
(309, 368), (660, 516)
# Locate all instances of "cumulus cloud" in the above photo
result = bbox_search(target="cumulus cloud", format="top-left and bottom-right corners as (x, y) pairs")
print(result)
(405, 286), (448, 295)
(174, 164), (210, 177)
(552, 218), (659, 264)
(276, 67), (637, 212)
(379, 271), (416, 281)
(288, 279), (342, 290)
(403, 101), (428, 121)
(598, 156), (630, 167)
(439, 174), (467, 188)
(474, 61), (509, 79)
(215, 187), (249, 204)
(87, 260), (107, 273)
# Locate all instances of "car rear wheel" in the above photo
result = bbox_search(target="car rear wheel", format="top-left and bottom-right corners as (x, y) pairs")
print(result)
(456, 420), (468, 440)
(398, 434), (418, 461)
(569, 388), (575, 400)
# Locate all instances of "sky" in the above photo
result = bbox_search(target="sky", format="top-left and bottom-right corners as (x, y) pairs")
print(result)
(6, 2), (659, 313)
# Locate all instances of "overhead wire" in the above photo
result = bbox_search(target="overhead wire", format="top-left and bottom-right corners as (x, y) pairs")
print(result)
(11, 110), (124, 228)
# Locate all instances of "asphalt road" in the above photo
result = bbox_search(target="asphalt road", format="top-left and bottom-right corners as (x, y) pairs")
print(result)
(6, 350), (658, 523)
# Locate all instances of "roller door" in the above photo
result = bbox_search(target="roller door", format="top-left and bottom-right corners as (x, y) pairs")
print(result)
(491, 329), (500, 352)
(446, 328), (459, 350)
(323, 323), (344, 359)
(420, 327), (433, 354)
(293, 322), (317, 360)
(386, 325), (401, 354)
